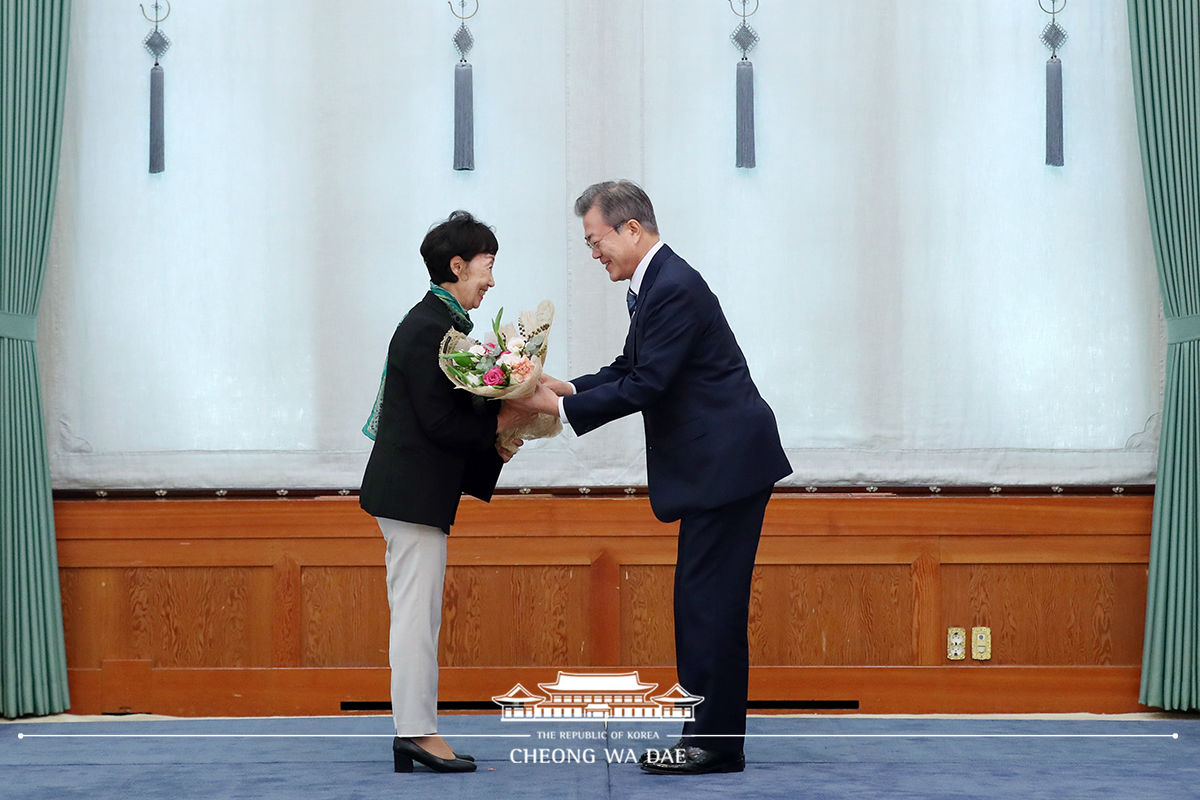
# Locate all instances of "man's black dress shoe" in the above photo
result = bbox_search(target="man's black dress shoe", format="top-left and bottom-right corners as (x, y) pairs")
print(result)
(392, 737), (477, 773)
(638, 740), (685, 765)
(639, 745), (745, 775)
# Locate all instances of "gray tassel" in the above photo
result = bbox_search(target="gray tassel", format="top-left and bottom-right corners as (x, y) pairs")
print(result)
(1045, 57), (1063, 167)
(736, 59), (755, 168)
(150, 64), (164, 173)
(454, 62), (474, 171)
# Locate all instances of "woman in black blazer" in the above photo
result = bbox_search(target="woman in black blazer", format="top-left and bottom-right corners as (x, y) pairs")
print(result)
(360, 211), (524, 773)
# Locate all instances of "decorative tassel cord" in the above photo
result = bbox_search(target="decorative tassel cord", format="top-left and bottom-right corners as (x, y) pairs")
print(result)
(736, 59), (755, 168)
(454, 62), (474, 171)
(150, 64), (164, 173)
(1046, 57), (1063, 166)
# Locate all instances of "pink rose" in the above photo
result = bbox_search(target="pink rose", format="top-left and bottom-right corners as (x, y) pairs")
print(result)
(509, 358), (535, 381)
(482, 366), (507, 386)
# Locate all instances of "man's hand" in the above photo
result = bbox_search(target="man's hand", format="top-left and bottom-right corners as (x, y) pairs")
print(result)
(507, 382), (560, 417)
(540, 374), (574, 397)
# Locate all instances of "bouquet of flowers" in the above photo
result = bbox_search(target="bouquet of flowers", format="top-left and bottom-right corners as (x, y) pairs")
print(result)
(438, 300), (561, 449)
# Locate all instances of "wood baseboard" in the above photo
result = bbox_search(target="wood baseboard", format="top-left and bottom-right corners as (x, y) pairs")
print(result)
(65, 664), (1147, 716)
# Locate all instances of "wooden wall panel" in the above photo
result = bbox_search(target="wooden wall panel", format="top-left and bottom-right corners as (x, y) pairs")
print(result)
(52, 494), (1155, 715)
(131, 567), (274, 668)
(749, 565), (915, 666)
(941, 564), (1147, 666)
(301, 566), (389, 667)
(441, 566), (590, 667)
(619, 565), (675, 665)
(621, 564), (917, 667)
(61, 568), (124, 668)
(61, 567), (273, 668)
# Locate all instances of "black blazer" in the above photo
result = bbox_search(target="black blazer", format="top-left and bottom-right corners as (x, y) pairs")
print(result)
(564, 245), (792, 522)
(360, 292), (504, 533)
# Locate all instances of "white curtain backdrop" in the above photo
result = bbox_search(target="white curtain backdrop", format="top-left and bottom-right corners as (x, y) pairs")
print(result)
(39, 0), (1163, 490)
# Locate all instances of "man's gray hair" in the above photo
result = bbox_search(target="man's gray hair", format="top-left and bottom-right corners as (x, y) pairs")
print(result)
(574, 180), (659, 235)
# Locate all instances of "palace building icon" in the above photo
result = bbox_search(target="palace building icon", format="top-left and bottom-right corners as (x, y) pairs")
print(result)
(491, 671), (703, 721)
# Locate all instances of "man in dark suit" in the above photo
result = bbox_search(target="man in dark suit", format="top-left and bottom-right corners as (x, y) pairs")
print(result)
(515, 181), (792, 775)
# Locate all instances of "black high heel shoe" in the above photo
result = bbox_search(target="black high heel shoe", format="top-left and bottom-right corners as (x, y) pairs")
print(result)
(392, 737), (477, 773)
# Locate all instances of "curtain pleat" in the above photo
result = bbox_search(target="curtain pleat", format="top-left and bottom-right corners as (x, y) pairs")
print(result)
(0, 0), (72, 718)
(1129, 0), (1200, 711)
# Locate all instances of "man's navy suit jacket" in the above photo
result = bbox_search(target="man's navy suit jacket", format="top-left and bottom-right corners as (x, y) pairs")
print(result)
(564, 244), (791, 522)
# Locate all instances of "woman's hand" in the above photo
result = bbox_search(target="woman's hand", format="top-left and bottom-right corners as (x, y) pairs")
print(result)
(496, 438), (524, 463)
(497, 401), (537, 432)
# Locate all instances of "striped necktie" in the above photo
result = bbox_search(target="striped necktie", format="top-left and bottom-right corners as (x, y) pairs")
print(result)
(626, 288), (637, 317)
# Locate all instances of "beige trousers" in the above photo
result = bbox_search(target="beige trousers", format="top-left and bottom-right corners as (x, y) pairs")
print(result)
(376, 517), (447, 737)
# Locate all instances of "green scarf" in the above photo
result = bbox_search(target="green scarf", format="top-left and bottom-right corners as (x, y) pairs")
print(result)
(429, 282), (475, 335)
(362, 284), (474, 440)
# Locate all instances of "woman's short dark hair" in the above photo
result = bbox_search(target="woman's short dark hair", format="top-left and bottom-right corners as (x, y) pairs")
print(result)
(420, 210), (499, 284)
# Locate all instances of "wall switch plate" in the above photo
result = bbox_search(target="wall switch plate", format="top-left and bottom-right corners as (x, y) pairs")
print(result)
(947, 627), (966, 660)
(971, 626), (992, 660)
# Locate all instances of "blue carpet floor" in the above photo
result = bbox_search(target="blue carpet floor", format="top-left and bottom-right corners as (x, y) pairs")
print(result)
(2, 714), (1196, 800)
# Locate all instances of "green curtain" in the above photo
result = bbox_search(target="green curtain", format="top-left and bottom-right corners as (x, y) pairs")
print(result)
(1129, 1), (1200, 711)
(1, 0), (72, 717)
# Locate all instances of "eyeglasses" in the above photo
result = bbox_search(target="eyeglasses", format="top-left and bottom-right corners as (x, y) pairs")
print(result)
(583, 221), (628, 252)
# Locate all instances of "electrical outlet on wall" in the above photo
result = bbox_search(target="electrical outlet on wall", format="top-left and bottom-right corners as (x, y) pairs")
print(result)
(947, 627), (966, 660)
